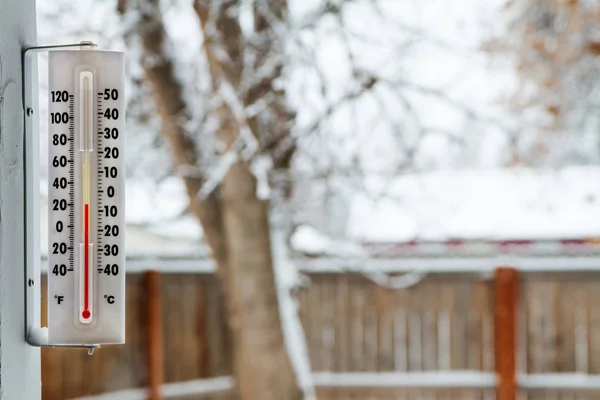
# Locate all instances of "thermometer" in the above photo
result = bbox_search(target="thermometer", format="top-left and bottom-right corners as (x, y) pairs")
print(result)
(47, 49), (125, 344)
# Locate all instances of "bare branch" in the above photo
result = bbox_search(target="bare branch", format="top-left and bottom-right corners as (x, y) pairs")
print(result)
(133, 0), (228, 272)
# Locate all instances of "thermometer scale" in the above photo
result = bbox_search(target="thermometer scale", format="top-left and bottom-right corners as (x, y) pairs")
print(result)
(47, 49), (125, 344)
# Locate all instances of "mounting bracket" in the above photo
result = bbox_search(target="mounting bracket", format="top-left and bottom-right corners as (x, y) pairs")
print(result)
(23, 42), (100, 354)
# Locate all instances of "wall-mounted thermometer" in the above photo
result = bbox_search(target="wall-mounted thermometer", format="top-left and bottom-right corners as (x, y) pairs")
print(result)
(47, 49), (125, 344)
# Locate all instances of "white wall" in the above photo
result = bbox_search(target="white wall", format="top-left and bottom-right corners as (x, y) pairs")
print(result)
(0, 0), (41, 398)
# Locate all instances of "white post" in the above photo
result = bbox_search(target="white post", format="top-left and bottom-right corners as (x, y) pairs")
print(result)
(0, 0), (41, 398)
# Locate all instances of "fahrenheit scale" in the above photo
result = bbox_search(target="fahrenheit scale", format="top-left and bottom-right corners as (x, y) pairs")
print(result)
(48, 50), (125, 344)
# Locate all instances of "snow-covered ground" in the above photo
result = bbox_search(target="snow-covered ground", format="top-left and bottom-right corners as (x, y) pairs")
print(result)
(74, 371), (600, 399)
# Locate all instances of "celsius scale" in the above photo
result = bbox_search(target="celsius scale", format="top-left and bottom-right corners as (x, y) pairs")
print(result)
(24, 42), (126, 350)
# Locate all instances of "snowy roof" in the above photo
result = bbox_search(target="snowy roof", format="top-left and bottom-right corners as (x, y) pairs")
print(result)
(346, 166), (600, 243)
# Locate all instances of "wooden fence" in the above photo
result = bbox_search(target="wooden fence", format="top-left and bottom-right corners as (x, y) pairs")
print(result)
(40, 267), (600, 400)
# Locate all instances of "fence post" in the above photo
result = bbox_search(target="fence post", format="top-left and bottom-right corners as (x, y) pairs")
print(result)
(494, 267), (518, 400)
(146, 270), (163, 400)
(0, 1), (41, 397)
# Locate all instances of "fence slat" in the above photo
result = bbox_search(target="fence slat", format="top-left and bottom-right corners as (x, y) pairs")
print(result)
(336, 275), (350, 373)
(587, 281), (600, 374)
(495, 267), (518, 400)
(197, 277), (209, 379)
(41, 275), (65, 400)
(47, 269), (600, 400)
(147, 270), (164, 400)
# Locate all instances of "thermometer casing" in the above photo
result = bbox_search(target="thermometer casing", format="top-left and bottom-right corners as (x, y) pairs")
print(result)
(47, 50), (125, 344)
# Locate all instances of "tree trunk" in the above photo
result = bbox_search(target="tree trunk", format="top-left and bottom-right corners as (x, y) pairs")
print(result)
(220, 162), (302, 400)
(132, 2), (303, 399)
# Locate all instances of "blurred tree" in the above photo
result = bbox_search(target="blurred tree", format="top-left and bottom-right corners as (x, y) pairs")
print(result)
(488, 0), (600, 165)
(110, 0), (499, 398)
(34, 0), (540, 397)
(119, 0), (305, 399)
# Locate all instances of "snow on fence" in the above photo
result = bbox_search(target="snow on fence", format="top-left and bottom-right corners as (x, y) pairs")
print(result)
(73, 372), (600, 400)
(40, 261), (600, 400)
